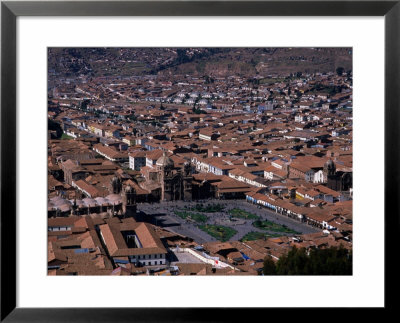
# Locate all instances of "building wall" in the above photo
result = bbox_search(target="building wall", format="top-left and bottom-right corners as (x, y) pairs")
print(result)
(129, 156), (146, 171)
(305, 170), (315, 182)
(313, 170), (325, 183)
(126, 253), (166, 266)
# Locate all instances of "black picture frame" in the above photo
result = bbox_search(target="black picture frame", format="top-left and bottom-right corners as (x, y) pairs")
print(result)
(1, 0), (398, 321)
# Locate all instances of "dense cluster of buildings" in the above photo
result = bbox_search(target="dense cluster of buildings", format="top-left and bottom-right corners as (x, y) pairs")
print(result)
(48, 49), (352, 275)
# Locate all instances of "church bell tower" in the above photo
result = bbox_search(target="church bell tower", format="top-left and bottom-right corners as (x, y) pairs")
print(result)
(182, 161), (193, 201)
(122, 184), (137, 218)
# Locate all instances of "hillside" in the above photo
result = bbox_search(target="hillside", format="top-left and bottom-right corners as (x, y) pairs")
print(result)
(48, 47), (352, 79)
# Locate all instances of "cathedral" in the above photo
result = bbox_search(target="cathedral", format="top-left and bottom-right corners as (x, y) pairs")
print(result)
(155, 152), (193, 202)
(323, 159), (352, 192)
(48, 155), (194, 218)
(122, 184), (137, 218)
(110, 175), (137, 218)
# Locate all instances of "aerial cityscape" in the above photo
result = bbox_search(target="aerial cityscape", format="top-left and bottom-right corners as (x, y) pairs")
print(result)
(48, 48), (353, 276)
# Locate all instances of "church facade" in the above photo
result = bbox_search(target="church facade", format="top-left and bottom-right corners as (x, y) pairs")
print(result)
(155, 153), (193, 202)
(323, 160), (352, 192)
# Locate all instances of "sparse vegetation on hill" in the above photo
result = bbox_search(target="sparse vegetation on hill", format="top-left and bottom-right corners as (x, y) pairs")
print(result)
(48, 47), (352, 79)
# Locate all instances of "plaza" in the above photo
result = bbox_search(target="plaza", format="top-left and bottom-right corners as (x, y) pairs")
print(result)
(137, 199), (320, 244)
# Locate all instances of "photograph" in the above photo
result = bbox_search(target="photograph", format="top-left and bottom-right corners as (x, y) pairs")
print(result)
(47, 47), (353, 276)
(1, 0), (397, 319)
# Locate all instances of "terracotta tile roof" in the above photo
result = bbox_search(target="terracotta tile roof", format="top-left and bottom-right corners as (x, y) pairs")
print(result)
(99, 219), (167, 258)
(129, 150), (147, 158)
(48, 216), (81, 228)
(146, 149), (164, 160)
(74, 179), (101, 198)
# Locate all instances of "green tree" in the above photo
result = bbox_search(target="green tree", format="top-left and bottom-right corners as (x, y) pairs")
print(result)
(336, 66), (345, 76)
(263, 255), (277, 275)
(80, 99), (90, 110)
(308, 245), (352, 275)
(128, 114), (137, 121)
(205, 75), (214, 84)
(276, 246), (309, 275)
(48, 118), (63, 139)
(273, 246), (352, 275)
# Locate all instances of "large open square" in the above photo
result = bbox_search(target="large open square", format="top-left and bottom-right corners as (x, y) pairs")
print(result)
(137, 199), (320, 244)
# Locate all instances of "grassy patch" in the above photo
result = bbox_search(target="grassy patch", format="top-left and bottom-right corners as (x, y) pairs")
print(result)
(198, 224), (237, 242)
(61, 133), (74, 140)
(259, 77), (286, 84)
(187, 203), (225, 213)
(228, 208), (260, 220)
(240, 231), (282, 242)
(174, 211), (208, 223)
(252, 220), (300, 234)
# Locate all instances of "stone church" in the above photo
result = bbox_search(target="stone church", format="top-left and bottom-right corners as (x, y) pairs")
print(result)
(155, 152), (193, 202)
(110, 175), (137, 218)
(323, 159), (352, 192)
